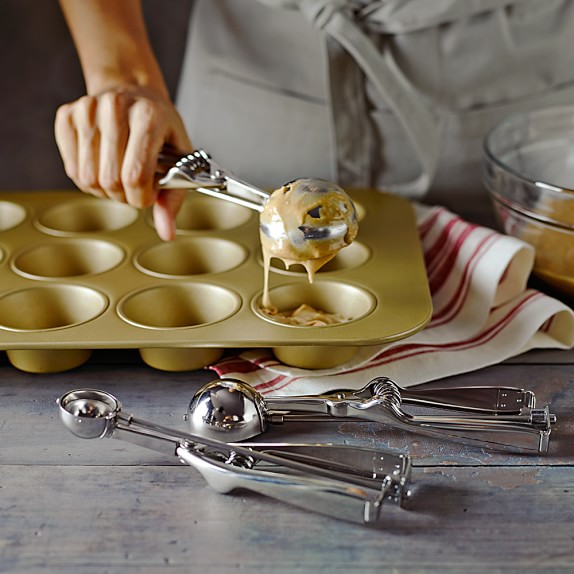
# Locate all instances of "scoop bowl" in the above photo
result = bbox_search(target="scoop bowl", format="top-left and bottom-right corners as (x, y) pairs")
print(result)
(57, 388), (120, 439)
(186, 378), (268, 442)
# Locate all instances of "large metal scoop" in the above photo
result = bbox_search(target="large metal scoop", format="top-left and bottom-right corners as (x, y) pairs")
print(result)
(186, 377), (556, 453)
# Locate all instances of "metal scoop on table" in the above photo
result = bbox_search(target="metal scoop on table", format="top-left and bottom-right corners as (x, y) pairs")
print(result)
(57, 388), (412, 525)
(186, 377), (556, 453)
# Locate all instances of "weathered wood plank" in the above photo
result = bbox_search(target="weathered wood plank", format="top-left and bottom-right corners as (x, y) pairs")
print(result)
(1, 356), (573, 573)
(1, 362), (571, 466)
(0, 465), (572, 573)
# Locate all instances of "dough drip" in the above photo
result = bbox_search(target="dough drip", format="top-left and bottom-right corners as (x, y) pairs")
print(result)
(259, 179), (358, 324)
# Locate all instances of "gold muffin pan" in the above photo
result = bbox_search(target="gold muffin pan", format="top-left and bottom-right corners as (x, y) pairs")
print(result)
(0, 190), (432, 373)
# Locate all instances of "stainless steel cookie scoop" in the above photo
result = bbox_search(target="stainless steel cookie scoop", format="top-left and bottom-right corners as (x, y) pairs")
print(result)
(158, 147), (270, 212)
(157, 147), (357, 245)
(57, 388), (412, 524)
(186, 377), (556, 453)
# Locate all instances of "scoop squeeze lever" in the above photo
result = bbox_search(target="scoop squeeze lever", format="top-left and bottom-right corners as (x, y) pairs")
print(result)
(158, 147), (270, 212)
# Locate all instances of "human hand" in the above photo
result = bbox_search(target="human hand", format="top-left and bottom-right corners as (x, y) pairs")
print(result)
(55, 86), (192, 240)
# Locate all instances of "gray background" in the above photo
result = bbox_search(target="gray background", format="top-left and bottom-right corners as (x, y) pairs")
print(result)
(0, 0), (193, 190)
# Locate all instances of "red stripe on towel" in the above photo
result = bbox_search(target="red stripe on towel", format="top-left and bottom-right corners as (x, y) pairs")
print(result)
(261, 291), (541, 394)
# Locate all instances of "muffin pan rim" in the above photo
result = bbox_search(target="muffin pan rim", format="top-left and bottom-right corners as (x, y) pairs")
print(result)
(132, 235), (251, 279)
(10, 236), (128, 280)
(115, 281), (244, 331)
(250, 279), (378, 329)
(0, 282), (110, 333)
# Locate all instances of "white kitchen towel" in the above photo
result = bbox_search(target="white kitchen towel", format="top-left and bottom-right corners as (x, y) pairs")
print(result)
(210, 203), (574, 396)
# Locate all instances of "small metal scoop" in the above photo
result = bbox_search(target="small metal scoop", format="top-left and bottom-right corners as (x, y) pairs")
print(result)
(157, 146), (355, 243)
(186, 377), (556, 453)
(57, 388), (412, 524)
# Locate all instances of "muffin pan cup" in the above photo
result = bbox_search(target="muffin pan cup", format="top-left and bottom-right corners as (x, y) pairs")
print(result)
(0, 190), (432, 372)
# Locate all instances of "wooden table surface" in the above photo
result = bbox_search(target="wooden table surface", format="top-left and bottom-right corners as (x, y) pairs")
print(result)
(1, 346), (573, 574)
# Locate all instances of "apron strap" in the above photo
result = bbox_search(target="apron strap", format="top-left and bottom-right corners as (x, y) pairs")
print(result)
(277, 0), (443, 196)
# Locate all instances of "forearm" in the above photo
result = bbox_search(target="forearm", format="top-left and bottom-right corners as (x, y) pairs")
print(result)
(56, 0), (191, 240)
(59, 0), (169, 98)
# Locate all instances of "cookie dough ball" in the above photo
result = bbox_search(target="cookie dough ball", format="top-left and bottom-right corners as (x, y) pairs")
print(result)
(260, 178), (358, 272)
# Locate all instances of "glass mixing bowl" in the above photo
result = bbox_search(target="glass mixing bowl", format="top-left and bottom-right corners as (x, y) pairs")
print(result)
(483, 105), (574, 298)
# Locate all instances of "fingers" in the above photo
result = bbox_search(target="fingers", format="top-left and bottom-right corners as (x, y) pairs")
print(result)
(55, 88), (188, 205)
(97, 91), (130, 203)
(54, 102), (79, 183)
(121, 97), (165, 208)
(54, 88), (193, 240)
(74, 96), (102, 196)
(153, 188), (187, 241)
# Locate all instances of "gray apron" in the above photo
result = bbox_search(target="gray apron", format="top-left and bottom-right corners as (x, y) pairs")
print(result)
(176, 0), (574, 205)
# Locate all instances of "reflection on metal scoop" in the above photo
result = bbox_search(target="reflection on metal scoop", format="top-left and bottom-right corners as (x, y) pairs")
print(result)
(58, 389), (119, 439)
(57, 388), (412, 524)
(187, 378), (556, 453)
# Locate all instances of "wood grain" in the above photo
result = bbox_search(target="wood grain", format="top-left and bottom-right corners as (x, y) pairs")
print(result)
(1, 354), (573, 573)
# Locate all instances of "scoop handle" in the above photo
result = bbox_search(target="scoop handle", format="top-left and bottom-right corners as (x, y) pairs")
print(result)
(157, 146), (269, 211)
(399, 385), (536, 413)
(246, 443), (411, 487)
(176, 445), (394, 524)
